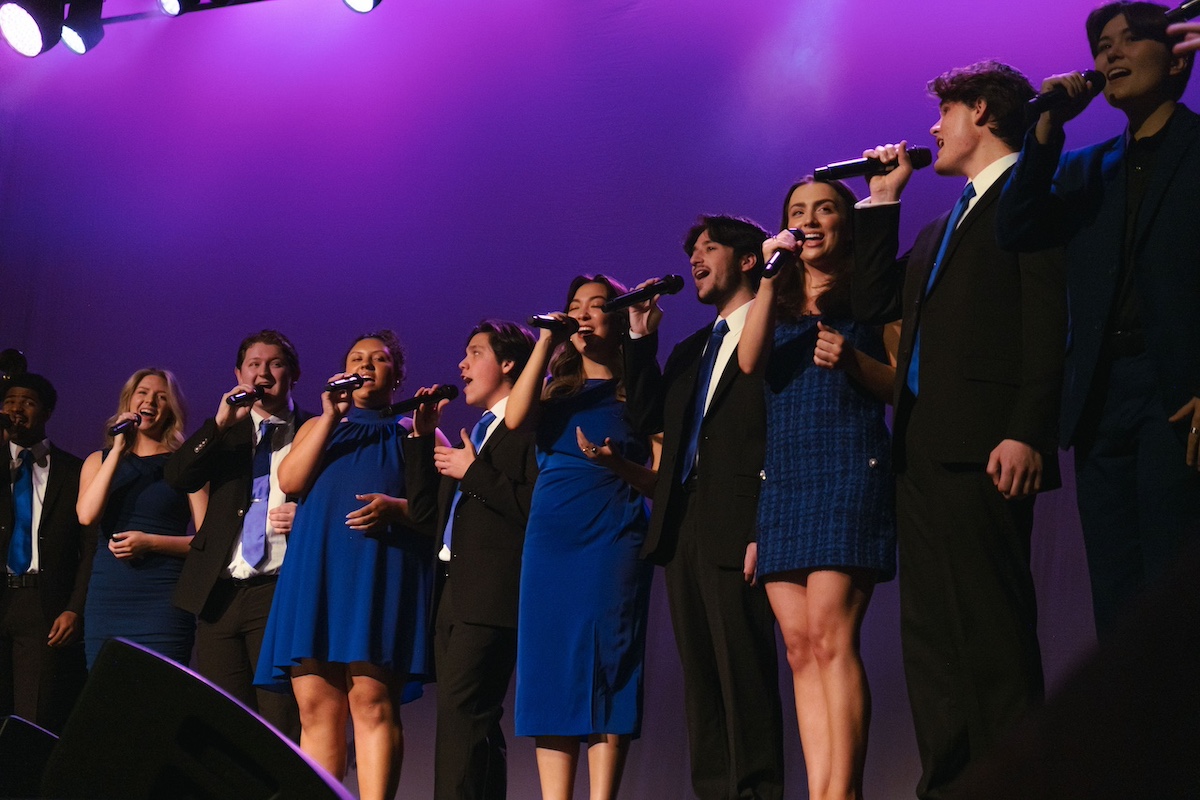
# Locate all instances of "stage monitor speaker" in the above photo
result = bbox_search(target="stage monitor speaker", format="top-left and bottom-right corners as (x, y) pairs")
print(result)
(0, 716), (57, 798)
(40, 638), (351, 800)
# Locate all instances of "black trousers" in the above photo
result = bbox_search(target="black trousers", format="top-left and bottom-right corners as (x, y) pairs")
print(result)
(433, 577), (517, 800)
(195, 577), (300, 742)
(0, 586), (86, 734)
(896, 434), (1044, 800)
(1073, 351), (1200, 641)
(664, 488), (784, 800)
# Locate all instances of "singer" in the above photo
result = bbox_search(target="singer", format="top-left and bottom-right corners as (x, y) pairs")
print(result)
(504, 276), (657, 800)
(623, 215), (785, 800)
(998, 2), (1200, 642)
(404, 319), (538, 800)
(166, 330), (310, 742)
(254, 330), (439, 800)
(741, 177), (898, 800)
(76, 369), (206, 669)
(852, 62), (1066, 799)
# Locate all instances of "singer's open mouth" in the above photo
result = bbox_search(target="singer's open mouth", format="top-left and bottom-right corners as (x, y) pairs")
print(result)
(1106, 68), (1130, 81)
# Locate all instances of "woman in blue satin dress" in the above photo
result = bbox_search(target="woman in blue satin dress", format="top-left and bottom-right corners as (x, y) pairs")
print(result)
(505, 275), (659, 800)
(255, 330), (439, 800)
(77, 368), (207, 668)
(740, 177), (899, 800)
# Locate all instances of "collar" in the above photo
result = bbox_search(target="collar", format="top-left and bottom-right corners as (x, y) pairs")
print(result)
(9, 438), (50, 469)
(250, 400), (295, 429)
(965, 152), (1019, 199)
(716, 297), (754, 336)
(486, 396), (509, 424)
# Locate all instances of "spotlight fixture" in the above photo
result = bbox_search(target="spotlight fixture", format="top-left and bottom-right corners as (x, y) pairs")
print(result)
(343, 0), (381, 13)
(0, 0), (63, 56)
(61, 0), (103, 53)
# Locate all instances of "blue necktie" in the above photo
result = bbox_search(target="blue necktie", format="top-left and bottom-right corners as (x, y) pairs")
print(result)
(443, 411), (496, 554)
(680, 319), (729, 483)
(906, 182), (976, 397)
(241, 421), (277, 568)
(7, 449), (34, 575)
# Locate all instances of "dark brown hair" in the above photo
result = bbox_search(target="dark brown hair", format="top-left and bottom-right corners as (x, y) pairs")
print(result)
(544, 275), (628, 400)
(928, 60), (1036, 151)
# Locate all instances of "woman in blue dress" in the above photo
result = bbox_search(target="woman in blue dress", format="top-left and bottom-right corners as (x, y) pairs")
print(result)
(739, 177), (899, 800)
(77, 368), (207, 668)
(255, 330), (437, 800)
(505, 275), (659, 800)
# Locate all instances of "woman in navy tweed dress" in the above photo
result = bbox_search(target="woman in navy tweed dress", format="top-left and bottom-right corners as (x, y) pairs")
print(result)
(740, 177), (897, 800)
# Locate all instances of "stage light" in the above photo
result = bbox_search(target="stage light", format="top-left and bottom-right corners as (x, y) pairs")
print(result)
(343, 0), (381, 13)
(61, 0), (103, 53)
(0, 0), (63, 57)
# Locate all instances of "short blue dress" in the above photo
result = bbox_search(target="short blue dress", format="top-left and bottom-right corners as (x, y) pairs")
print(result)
(756, 316), (897, 581)
(84, 452), (195, 668)
(515, 379), (653, 738)
(255, 407), (432, 692)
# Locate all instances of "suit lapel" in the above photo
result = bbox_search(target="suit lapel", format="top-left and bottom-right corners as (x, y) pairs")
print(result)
(925, 170), (1006, 299)
(1133, 106), (1200, 248)
(38, 446), (68, 533)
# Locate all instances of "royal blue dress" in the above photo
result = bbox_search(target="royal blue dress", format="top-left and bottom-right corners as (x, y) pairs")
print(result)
(255, 408), (432, 694)
(756, 317), (897, 581)
(515, 379), (653, 738)
(84, 452), (194, 668)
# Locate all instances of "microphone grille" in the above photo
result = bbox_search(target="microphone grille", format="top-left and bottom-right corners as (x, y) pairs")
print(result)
(907, 146), (933, 170)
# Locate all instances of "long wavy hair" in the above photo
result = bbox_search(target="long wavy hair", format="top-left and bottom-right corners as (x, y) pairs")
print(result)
(773, 176), (857, 322)
(104, 368), (187, 451)
(544, 274), (629, 401)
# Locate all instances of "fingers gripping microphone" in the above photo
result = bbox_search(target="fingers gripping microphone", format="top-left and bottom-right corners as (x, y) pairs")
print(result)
(813, 146), (933, 181)
(381, 384), (460, 417)
(763, 229), (816, 279)
(601, 275), (686, 313)
(109, 417), (140, 438)
(226, 386), (266, 407)
(325, 374), (367, 393)
(1028, 70), (1107, 115)
(528, 315), (581, 335)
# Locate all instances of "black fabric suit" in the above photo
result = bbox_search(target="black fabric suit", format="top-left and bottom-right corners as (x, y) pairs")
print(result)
(625, 328), (783, 800)
(0, 443), (93, 733)
(852, 174), (1066, 799)
(167, 412), (311, 740)
(404, 420), (536, 800)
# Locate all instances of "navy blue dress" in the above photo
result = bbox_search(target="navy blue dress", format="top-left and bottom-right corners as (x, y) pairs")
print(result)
(84, 452), (194, 668)
(756, 317), (897, 581)
(515, 379), (653, 738)
(255, 408), (432, 694)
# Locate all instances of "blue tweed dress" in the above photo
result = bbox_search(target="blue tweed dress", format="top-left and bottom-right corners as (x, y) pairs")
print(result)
(756, 316), (896, 581)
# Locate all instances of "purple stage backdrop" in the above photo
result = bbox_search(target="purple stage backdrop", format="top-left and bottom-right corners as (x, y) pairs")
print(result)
(2, 0), (1187, 796)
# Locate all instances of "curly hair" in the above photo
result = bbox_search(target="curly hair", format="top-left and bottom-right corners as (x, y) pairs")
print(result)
(928, 60), (1036, 151)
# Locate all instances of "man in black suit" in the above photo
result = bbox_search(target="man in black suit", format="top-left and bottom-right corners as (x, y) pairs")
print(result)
(405, 319), (537, 800)
(851, 62), (1067, 798)
(624, 216), (784, 800)
(1, 372), (93, 733)
(168, 330), (309, 740)
(997, 2), (1200, 641)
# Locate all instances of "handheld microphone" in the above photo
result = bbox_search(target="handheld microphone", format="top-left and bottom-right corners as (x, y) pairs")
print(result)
(762, 229), (818, 279)
(1167, 0), (1200, 22)
(1028, 70), (1106, 115)
(225, 386), (266, 407)
(109, 417), (140, 438)
(325, 374), (367, 393)
(601, 275), (686, 313)
(381, 385), (460, 417)
(528, 315), (581, 335)
(813, 146), (933, 181)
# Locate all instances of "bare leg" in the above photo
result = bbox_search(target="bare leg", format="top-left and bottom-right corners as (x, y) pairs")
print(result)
(535, 736), (580, 800)
(347, 663), (405, 800)
(291, 660), (350, 780)
(586, 733), (630, 800)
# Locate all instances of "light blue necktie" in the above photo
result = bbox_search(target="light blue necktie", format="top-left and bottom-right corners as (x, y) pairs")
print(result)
(241, 420), (276, 568)
(7, 449), (34, 575)
(443, 411), (496, 554)
(907, 182), (976, 397)
(680, 319), (729, 482)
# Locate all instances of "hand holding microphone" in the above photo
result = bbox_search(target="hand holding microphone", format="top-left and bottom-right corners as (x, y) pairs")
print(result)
(861, 141), (918, 204)
(109, 412), (141, 446)
(1029, 70), (1106, 138)
(216, 384), (264, 430)
(762, 229), (817, 279)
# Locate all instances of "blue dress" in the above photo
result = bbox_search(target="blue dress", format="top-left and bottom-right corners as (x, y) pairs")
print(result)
(255, 407), (432, 692)
(515, 379), (653, 738)
(756, 317), (897, 581)
(84, 452), (194, 668)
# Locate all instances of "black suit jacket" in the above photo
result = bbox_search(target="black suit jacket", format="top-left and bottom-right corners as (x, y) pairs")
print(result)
(624, 328), (765, 568)
(997, 106), (1200, 446)
(0, 444), (94, 624)
(404, 422), (537, 628)
(167, 411), (312, 616)
(852, 170), (1066, 481)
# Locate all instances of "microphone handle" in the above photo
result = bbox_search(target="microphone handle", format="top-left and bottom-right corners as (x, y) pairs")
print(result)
(325, 374), (366, 392)
(226, 386), (264, 407)
(1166, 0), (1200, 23)
(601, 275), (686, 313)
(762, 229), (809, 279)
(528, 315), (580, 335)
(110, 419), (139, 437)
(381, 385), (459, 416)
